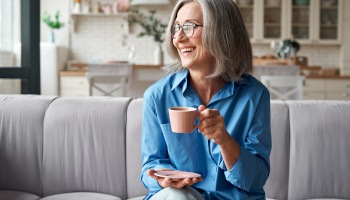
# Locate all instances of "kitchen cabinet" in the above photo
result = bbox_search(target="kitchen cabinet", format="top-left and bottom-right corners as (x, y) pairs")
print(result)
(235, 0), (343, 45)
(303, 79), (326, 99)
(304, 78), (350, 100)
(60, 72), (90, 96)
(59, 65), (164, 97)
(294, 0), (343, 45)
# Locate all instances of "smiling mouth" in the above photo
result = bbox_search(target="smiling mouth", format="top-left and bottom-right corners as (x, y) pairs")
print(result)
(181, 48), (195, 53)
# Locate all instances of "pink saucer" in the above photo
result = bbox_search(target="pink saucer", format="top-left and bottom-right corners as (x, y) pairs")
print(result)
(154, 170), (201, 181)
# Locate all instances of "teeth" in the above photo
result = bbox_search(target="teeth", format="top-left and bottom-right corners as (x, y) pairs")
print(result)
(182, 48), (194, 53)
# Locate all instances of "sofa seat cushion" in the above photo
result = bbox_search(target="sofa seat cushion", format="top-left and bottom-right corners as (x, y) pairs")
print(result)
(0, 190), (41, 200)
(41, 192), (120, 200)
(127, 196), (145, 200)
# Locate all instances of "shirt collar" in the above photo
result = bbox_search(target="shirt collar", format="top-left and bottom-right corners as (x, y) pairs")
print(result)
(171, 69), (251, 101)
(171, 69), (189, 91)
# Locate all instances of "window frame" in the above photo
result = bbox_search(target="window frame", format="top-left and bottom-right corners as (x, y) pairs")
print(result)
(0, 0), (40, 94)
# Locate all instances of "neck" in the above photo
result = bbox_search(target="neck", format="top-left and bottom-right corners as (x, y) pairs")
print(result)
(189, 72), (225, 106)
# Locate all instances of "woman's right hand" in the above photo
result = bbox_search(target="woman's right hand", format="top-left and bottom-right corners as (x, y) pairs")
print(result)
(148, 169), (203, 189)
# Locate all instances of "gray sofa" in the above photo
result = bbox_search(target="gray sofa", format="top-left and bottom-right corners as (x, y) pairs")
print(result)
(1, 95), (349, 200)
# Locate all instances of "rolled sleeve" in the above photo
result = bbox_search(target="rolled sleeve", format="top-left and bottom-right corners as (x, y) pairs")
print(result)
(223, 88), (271, 192)
(224, 147), (269, 192)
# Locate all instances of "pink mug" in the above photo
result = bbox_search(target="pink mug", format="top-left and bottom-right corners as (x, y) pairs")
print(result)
(169, 107), (197, 133)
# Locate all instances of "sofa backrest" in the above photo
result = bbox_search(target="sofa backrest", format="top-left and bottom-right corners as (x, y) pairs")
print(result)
(264, 100), (290, 200)
(0, 95), (56, 197)
(42, 97), (131, 199)
(126, 98), (148, 198)
(286, 101), (350, 200)
(2, 96), (350, 200)
(125, 99), (293, 200)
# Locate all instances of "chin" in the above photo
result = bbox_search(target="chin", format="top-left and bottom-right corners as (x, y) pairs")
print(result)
(181, 59), (195, 69)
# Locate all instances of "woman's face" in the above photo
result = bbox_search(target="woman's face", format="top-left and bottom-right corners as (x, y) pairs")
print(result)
(172, 2), (214, 70)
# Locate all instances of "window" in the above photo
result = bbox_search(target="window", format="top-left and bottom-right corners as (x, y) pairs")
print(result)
(0, 0), (13, 51)
(0, 0), (40, 94)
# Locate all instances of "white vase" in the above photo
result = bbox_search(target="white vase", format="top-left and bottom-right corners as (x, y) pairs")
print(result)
(154, 44), (164, 65)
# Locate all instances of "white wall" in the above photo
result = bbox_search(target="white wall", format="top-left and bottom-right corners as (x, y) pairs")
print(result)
(40, 0), (70, 48)
(7, 0), (349, 69)
(66, 2), (343, 68)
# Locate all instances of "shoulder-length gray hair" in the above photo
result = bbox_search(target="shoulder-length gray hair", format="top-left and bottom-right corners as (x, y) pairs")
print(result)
(164, 0), (252, 82)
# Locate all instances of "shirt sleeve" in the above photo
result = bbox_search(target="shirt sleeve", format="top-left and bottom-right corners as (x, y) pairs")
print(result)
(222, 88), (272, 192)
(140, 93), (176, 193)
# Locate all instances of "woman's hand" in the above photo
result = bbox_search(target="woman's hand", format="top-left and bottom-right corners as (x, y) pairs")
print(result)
(197, 105), (231, 145)
(148, 169), (202, 189)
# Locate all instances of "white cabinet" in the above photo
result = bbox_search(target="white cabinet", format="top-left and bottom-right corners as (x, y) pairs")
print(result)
(235, 0), (343, 45)
(292, 0), (343, 45)
(304, 79), (326, 100)
(60, 75), (90, 96)
(304, 78), (350, 100)
(325, 79), (350, 100)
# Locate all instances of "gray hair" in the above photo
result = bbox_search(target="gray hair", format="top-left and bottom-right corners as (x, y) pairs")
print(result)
(164, 0), (252, 82)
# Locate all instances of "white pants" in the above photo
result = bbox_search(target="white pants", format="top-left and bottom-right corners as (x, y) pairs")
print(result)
(150, 187), (205, 200)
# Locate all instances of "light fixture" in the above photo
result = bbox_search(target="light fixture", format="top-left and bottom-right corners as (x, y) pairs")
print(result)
(131, 0), (170, 5)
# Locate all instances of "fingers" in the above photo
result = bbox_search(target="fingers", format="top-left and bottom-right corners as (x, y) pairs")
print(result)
(197, 107), (228, 144)
(148, 168), (169, 181)
(162, 177), (173, 188)
(150, 172), (202, 189)
(198, 104), (206, 112)
(147, 169), (158, 180)
(170, 177), (202, 188)
(198, 110), (224, 134)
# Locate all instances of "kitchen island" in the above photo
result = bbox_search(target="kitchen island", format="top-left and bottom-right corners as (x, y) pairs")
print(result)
(60, 64), (165, 97)
(60, 64), (350, 100)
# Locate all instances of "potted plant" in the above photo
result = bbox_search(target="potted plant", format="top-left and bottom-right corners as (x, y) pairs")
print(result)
(42, 11), (65, 43)
(127, 8), (167, 65)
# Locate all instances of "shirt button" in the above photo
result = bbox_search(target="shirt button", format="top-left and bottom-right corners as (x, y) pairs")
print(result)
(242, 181), (246, 186)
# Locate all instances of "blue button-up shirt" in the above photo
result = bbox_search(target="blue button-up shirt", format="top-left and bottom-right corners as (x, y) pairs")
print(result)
(141, 69), (271, 200)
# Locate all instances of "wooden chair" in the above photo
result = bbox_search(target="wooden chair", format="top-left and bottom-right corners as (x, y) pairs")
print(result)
(260, 75), (305, 100)
(87, 63), (133, 97)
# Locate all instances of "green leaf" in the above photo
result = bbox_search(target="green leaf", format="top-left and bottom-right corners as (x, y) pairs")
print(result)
(41, 10), (64, 30)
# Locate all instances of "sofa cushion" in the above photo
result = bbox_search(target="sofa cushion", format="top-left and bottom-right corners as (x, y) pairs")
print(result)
(0, 190), (41, 200)
(42, 97), (131, 199)
(0, 95), (56, 197)
(127, 196), (145, 200)
(41, 192), (120, 200)
(264, 100), (290, 200)
(286, 100), (350, 200)
(126, 98), (148, 199)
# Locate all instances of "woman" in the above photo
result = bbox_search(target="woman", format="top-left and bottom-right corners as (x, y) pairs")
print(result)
(141, 0), (271, 199)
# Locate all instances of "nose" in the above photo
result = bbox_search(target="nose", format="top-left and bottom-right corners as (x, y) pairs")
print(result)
(173, 29), (187, 42)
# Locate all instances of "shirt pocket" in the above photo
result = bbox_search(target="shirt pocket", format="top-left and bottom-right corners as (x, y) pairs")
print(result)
(159, 123), (205, 171)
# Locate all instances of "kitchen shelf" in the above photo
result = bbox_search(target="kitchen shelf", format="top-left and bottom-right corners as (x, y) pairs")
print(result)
(70, 12), (129, 33)
(71, 13), (128, 17)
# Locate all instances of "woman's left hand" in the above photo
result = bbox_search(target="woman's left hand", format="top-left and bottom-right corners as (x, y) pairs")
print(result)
(197, 105), (230, 145)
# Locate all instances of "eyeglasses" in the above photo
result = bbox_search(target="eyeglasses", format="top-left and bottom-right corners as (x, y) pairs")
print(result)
(171, 22), (203, 38)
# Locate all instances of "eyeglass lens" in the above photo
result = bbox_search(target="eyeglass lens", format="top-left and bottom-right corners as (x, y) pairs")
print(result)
(171, 22), (195, 37)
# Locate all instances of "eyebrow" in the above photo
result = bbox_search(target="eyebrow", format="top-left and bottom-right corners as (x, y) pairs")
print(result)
(173, 19), (202, 24)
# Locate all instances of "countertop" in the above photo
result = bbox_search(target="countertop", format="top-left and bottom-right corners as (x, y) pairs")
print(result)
(60, 64), (163, 77)
(60, 64), (350, 80)
(305, 75), (350, 80)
